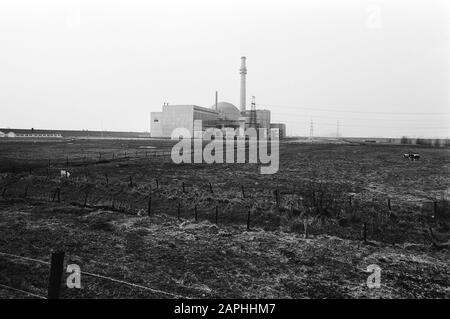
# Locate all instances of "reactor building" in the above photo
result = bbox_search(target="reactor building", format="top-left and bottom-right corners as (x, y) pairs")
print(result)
(150, 57), (286, 139)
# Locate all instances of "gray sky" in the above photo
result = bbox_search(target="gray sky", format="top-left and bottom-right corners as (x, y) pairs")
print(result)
(0, 0), (449, 137)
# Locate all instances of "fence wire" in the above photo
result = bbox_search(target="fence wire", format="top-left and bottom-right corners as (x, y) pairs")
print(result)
(0, 282), (47, 299)
(0, 251), (190, 299)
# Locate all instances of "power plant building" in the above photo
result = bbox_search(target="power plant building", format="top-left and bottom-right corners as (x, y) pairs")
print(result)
(150, 57), (285, 138)
(151, 105), (221, 138)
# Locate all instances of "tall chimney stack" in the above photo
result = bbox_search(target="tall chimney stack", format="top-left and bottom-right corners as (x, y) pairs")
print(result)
(240, 56), (247, 112)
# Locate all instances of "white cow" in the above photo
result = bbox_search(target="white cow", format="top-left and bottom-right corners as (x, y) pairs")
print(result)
(60, 170), (71, 178)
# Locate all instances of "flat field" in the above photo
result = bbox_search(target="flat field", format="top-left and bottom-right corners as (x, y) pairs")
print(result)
(0, 139), (449, 298)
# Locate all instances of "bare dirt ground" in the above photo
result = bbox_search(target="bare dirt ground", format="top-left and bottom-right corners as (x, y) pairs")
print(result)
(0, 139), (449, 298)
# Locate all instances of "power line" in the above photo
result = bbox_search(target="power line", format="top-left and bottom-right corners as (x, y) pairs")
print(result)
(274, 112), (450, 123)
(293, 122), (449, 129)
(270, 117), (450, 129)
(266, 105), (450, 115)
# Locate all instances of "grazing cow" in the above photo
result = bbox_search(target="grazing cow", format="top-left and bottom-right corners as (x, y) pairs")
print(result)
(60, 170), (70, 178)
(403, 153), (420, 161)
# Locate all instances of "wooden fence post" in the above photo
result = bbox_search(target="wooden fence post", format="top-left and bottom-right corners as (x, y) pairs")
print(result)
(148, 195), (152, 216)
(129, 176), (133, 187)
(194, 205), (198, 221)
(47, 251), (65, 299)
(24, 184), (29, 198)
(209, 183), (213, 194)
(319, 191), (324, 207)
(275, 189), (280, 207)
(182, 182), (185, 193)
(434, 201), (438, 218)
(349, 196), (353, 207)
(83, 190), (89, 207)
(363, 223), (367, 242)
(247, 210), (251, 231)
(303, 219), (308, 239)
(105, 174), (109, 185)
(241, 185), (245, 198)
(156, 179), (159, 189)
(215, 206), (218, 224)
(387, 198), (391, 211)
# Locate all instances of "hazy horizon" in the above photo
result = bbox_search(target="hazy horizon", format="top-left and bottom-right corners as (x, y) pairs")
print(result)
(0, 0), (449, 138)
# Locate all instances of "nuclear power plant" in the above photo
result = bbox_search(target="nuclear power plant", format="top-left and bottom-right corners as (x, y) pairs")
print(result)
(150, 57), (286, 139)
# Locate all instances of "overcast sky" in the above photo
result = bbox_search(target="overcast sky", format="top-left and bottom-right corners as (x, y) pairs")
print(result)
(0, 0), (449, 137)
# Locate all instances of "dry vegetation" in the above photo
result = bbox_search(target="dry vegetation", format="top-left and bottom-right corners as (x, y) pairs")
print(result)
(0, 139), (449, 298)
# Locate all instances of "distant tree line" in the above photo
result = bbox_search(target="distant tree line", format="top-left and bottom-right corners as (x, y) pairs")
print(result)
(400, 136), (450, 147)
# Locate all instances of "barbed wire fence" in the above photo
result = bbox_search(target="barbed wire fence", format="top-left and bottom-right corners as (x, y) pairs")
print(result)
(0, 148), (447, 233)
(0, 148), (449, 298)
(0, 251), (191, 299)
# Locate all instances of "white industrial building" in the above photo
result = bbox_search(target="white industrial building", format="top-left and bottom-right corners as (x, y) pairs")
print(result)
(150, 57), (286, 139)
(151, 104), (222, 138)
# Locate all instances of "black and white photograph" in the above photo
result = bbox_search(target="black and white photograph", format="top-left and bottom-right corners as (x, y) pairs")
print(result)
(0, 0), (449, 308)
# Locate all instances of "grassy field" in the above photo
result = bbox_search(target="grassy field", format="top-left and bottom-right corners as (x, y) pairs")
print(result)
(0, 139), (449, 298)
